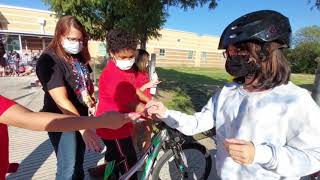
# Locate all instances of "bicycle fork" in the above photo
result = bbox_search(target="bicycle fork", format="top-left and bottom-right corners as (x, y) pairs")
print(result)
(171, 144), (189, 179)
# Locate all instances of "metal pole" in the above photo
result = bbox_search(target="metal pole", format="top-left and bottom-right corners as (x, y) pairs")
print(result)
(311, 57), (320, 105)
(149, 53), (156, 78)
(93, 57), (96, 86)
(149, 53), (157, 96)
(18, 35), (22, 54)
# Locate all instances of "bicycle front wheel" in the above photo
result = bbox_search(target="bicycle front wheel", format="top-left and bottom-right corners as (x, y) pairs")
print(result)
(152, 143), (212, 180)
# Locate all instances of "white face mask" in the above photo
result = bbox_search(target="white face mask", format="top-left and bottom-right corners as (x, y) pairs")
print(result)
(115, 58), (135, 70)
(62, 39), (83, 54)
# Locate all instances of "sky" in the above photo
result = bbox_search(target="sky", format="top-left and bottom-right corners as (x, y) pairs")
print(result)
(1, 0), (320, 36)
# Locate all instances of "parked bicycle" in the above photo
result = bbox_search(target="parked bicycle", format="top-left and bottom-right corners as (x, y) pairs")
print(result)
(103, 121), (212, 180)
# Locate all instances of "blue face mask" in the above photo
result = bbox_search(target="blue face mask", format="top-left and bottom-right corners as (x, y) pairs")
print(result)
(62, 39), (83, 54)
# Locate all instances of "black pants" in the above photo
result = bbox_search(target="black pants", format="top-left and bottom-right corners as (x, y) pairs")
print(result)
(48, 131), (85, 180)
(103, 137), (138, 180)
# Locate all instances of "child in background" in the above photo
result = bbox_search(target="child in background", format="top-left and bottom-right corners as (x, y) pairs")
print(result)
(133, 49), (160, 157)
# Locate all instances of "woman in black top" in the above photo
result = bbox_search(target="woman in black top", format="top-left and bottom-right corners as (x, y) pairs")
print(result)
(36, 16), (101, 180)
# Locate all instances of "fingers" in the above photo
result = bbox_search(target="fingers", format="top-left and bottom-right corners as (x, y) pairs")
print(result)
(126, 112), (141, 120)
(224, 138), (255, 165)
(91, 137), (103, 152)
(225, 138), (247, 145)
(83, 130), (103, 153)
(145, 100), (162, 109)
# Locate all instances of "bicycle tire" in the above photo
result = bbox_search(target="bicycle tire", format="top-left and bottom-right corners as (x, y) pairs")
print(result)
(152, 143), (212, 180)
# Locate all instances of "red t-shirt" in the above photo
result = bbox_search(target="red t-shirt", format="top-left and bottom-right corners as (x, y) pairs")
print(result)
(0, 96), (16, 180)
(135, 71), (152, 99)
(96, 60), (140, 139)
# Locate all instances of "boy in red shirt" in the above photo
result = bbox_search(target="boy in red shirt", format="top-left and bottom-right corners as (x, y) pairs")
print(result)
(94, 29), (144, 179)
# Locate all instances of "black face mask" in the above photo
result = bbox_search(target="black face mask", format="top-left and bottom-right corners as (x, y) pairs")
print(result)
(225, 55), (256, 78)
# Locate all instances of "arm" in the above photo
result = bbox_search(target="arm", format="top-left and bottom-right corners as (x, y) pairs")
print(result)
(139, 80), (160, 92)
(0, 103), (140, 131)
(136, 88), (151, 103)
(49, 86), (80, 116)
(251, 92), (320, 177)
(146, 96), (216, 136)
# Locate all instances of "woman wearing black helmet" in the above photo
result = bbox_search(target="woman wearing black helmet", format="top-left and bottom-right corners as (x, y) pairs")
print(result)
(146, 10), (320, 179)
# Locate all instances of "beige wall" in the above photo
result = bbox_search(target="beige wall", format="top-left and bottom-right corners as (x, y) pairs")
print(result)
(0, 5), (103, 57)
(147, 29), (225, 68)
(0, 5), (225, 67)
(0, 5), (57, 35)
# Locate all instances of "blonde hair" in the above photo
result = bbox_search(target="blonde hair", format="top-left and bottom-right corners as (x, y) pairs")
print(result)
(135, 49), (150, 72)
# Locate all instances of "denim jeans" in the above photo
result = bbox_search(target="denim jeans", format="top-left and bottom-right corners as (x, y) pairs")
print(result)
(48, 131), (85, 180)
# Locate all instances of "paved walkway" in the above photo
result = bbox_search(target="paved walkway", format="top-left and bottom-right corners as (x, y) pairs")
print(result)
(1, 76), (218, 180)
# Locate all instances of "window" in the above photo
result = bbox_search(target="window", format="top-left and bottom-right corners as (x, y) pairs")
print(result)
(6, 35), (21, 51)
(98, 43), (107, 56)
(187, 51), (194, 60)
(159, 49), (165, 57)
(201, 52), (208, 60)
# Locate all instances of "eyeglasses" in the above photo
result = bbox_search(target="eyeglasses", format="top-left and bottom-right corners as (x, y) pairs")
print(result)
(65, 37), (83, 43)
(222, 49), (250, 58)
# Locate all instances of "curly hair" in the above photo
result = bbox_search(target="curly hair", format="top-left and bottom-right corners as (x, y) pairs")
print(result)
(107, 29), (138, 54)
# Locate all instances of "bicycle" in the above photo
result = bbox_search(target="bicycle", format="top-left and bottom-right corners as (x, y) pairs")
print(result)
(103, 121), (212, 180)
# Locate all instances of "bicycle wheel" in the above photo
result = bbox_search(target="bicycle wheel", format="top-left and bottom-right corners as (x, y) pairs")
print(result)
(152, 143), (212, 180)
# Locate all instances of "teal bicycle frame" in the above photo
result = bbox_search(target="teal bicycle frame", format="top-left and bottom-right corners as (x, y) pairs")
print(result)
(103, 127), (167, 180)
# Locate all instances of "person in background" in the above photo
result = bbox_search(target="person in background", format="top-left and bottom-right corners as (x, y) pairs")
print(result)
(132, 49), (160, 157)
(0, 40), (6, 77)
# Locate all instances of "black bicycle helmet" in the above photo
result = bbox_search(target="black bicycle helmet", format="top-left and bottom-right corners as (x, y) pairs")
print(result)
(218, 10), (292, 49)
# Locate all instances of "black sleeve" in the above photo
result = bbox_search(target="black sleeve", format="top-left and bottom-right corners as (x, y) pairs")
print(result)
(36, 54), (65, 92)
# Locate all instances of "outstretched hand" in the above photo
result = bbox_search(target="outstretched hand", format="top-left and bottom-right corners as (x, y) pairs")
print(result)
(124, 112), (142, 121)
(224, 138), (255, 165)
(145, 100), (167, 119)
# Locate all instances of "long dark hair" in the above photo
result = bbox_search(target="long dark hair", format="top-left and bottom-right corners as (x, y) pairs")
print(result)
(46, 16), (90, 63)
(236, 41), (291, 90)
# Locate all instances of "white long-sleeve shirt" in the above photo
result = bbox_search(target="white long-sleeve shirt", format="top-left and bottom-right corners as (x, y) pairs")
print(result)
(161, 82), (320, 180)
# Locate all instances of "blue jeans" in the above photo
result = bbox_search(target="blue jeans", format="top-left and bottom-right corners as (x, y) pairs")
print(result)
(48, 131), (85, 180)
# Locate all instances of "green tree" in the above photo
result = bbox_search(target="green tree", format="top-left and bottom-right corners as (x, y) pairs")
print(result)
(43, 0), (166, 49)
(309, 0), (320, 10)
(44, 0), (218, 50)
(287, 26), (320, 74)
(287, 42), (320, 74)
(294, 25), (320, 46)
(162, 0), (218, 9)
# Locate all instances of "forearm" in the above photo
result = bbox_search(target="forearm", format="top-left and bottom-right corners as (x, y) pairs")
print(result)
(139, 84), (148, 92)
(136, 89), (151, 103)
(45, 112), (129, 131)
(55, 99), (80, 116)
(1, 104), (129, 131)
(254, 142), (320, 177)
(162, 110), (214, 136)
